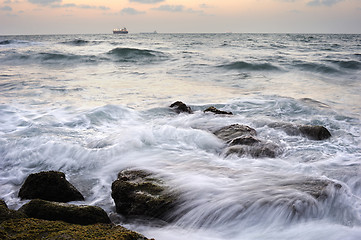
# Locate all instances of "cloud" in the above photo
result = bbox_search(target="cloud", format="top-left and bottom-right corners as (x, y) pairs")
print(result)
(50, 3), (110, 10)
(152, 4), (206, 15)
(307, 0), (344, 6)
(28, 0), (61, 6)
(199, 4), (212, 9)
(120, 7), (145, 15)
(152, 5), (184, 12)
(129, 0), (164, 3)
(1, 5), (12, 11)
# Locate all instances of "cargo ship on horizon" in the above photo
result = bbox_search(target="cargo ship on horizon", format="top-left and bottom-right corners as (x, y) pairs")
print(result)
(113, 27), (128, 34)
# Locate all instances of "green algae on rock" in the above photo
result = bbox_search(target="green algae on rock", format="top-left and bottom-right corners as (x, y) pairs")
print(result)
(0, 218), (152, 240)
(0, 200), (27, 224)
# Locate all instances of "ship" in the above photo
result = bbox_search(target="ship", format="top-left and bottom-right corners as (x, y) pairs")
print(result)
(113, 27), (128, 34)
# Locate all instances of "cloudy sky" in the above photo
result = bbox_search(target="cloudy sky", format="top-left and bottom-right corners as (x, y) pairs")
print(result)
(0, 0), (360, 34)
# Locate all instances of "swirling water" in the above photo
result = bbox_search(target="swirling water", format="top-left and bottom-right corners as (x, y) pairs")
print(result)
(0, 33), (361, 239)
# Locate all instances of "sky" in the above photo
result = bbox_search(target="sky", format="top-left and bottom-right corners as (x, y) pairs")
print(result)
(0, 0), (360, 34)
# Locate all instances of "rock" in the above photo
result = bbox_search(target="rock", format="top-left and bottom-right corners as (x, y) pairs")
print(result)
(229, 136), (261, 146)
(204, 106), (233, 115)
(214, 124), (279, 158)
(268, 123), (331, 140)
(0, 218), (152, 240)
(214, 124), (257, 142)
(18, 171), (84, 202)
(0, 200), (27, 224)
(298, 125), (331, 140)
(111, 169), (178, 222)
(281, 178), (342, 201)
(170, 101), (192, 114)
(18, 199), (111, 225)
(225, 142), (279, 158)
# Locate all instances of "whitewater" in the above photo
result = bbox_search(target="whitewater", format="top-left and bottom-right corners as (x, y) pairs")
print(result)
(0, 33), (361, 239)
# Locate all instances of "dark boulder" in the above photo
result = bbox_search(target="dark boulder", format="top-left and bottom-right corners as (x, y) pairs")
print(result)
(18, 171), (84, 202)
(268, 123), (331, 140)
(18, 199), (111, 225)
(299, 125), (331, 140)
(170, 101), (192, 114)
(204, 106), (233, 115)
(0, 200), (27, 223)
(214, 124), (257, 142)
(111, 169), (178, 222)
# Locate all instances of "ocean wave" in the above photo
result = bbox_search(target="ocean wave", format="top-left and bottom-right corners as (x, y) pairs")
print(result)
(0, 40), (12, 45)
(106, 47), (166, 62)
(61, 39), (101, 46)
(1, 51), (97, 65)
(218, 61), (280, 71)
(293, 61), (340, 74)
(328, 60), (361, 70)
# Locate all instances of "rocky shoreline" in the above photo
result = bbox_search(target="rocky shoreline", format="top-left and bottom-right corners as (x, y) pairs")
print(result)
(0, 101), (334, 239)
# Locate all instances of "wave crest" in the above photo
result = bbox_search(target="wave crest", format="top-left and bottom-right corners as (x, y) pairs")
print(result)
(219, 61), (280, 71)
(107, 47), (165, 62)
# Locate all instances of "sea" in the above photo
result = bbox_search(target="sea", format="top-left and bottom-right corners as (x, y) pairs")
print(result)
(0, 33), (361, 240)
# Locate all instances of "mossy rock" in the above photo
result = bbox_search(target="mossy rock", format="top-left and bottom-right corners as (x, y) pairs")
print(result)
(111, 169), (178, 222)
(18, 171), (84, 202)
(0, 218), (152, 240)
(18, 199), (110, 225)
(0, 200), (27, 224)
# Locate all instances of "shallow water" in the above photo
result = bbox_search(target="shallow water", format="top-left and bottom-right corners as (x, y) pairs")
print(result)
(0, 33), (361, 239)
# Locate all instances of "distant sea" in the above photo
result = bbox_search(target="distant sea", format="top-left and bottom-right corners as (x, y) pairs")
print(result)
(1, 33), (361, 240)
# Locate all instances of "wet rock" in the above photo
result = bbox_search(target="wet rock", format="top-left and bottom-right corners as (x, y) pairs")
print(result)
(0, 218), (151, 240)
(282, 178), (342, 201)
(170, 101), (192, 114)
(229, 136), (261, 146)
(0, 200), (27, 223)
(225, 142), (279, 158)
(111, 169), (178, 222)
(299, 125), (331, 140)
(214, 124), (279, 158)
(204, 106), (233, 115)
(18, 171), (84, 202)
(268, 123), (331, 140)
(214, 124), (257, 142)
(18, 199), (111, 225)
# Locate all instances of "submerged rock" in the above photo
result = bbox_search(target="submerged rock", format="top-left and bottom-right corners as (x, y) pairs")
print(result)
(170, 101), (192, 114)
(0, 218), (151, 240)
(18, 199), (110, 225)
(268, 123), (331, 140)
(204, 106), (233, 115)
(225, 142), (279, 158)
(111, 169), (178, 222)
(0, 200), (27, 224)
(18, 171), (84, 202)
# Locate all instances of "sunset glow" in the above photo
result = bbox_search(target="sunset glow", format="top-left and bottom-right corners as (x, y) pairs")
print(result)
(1, 0), (360, 35)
